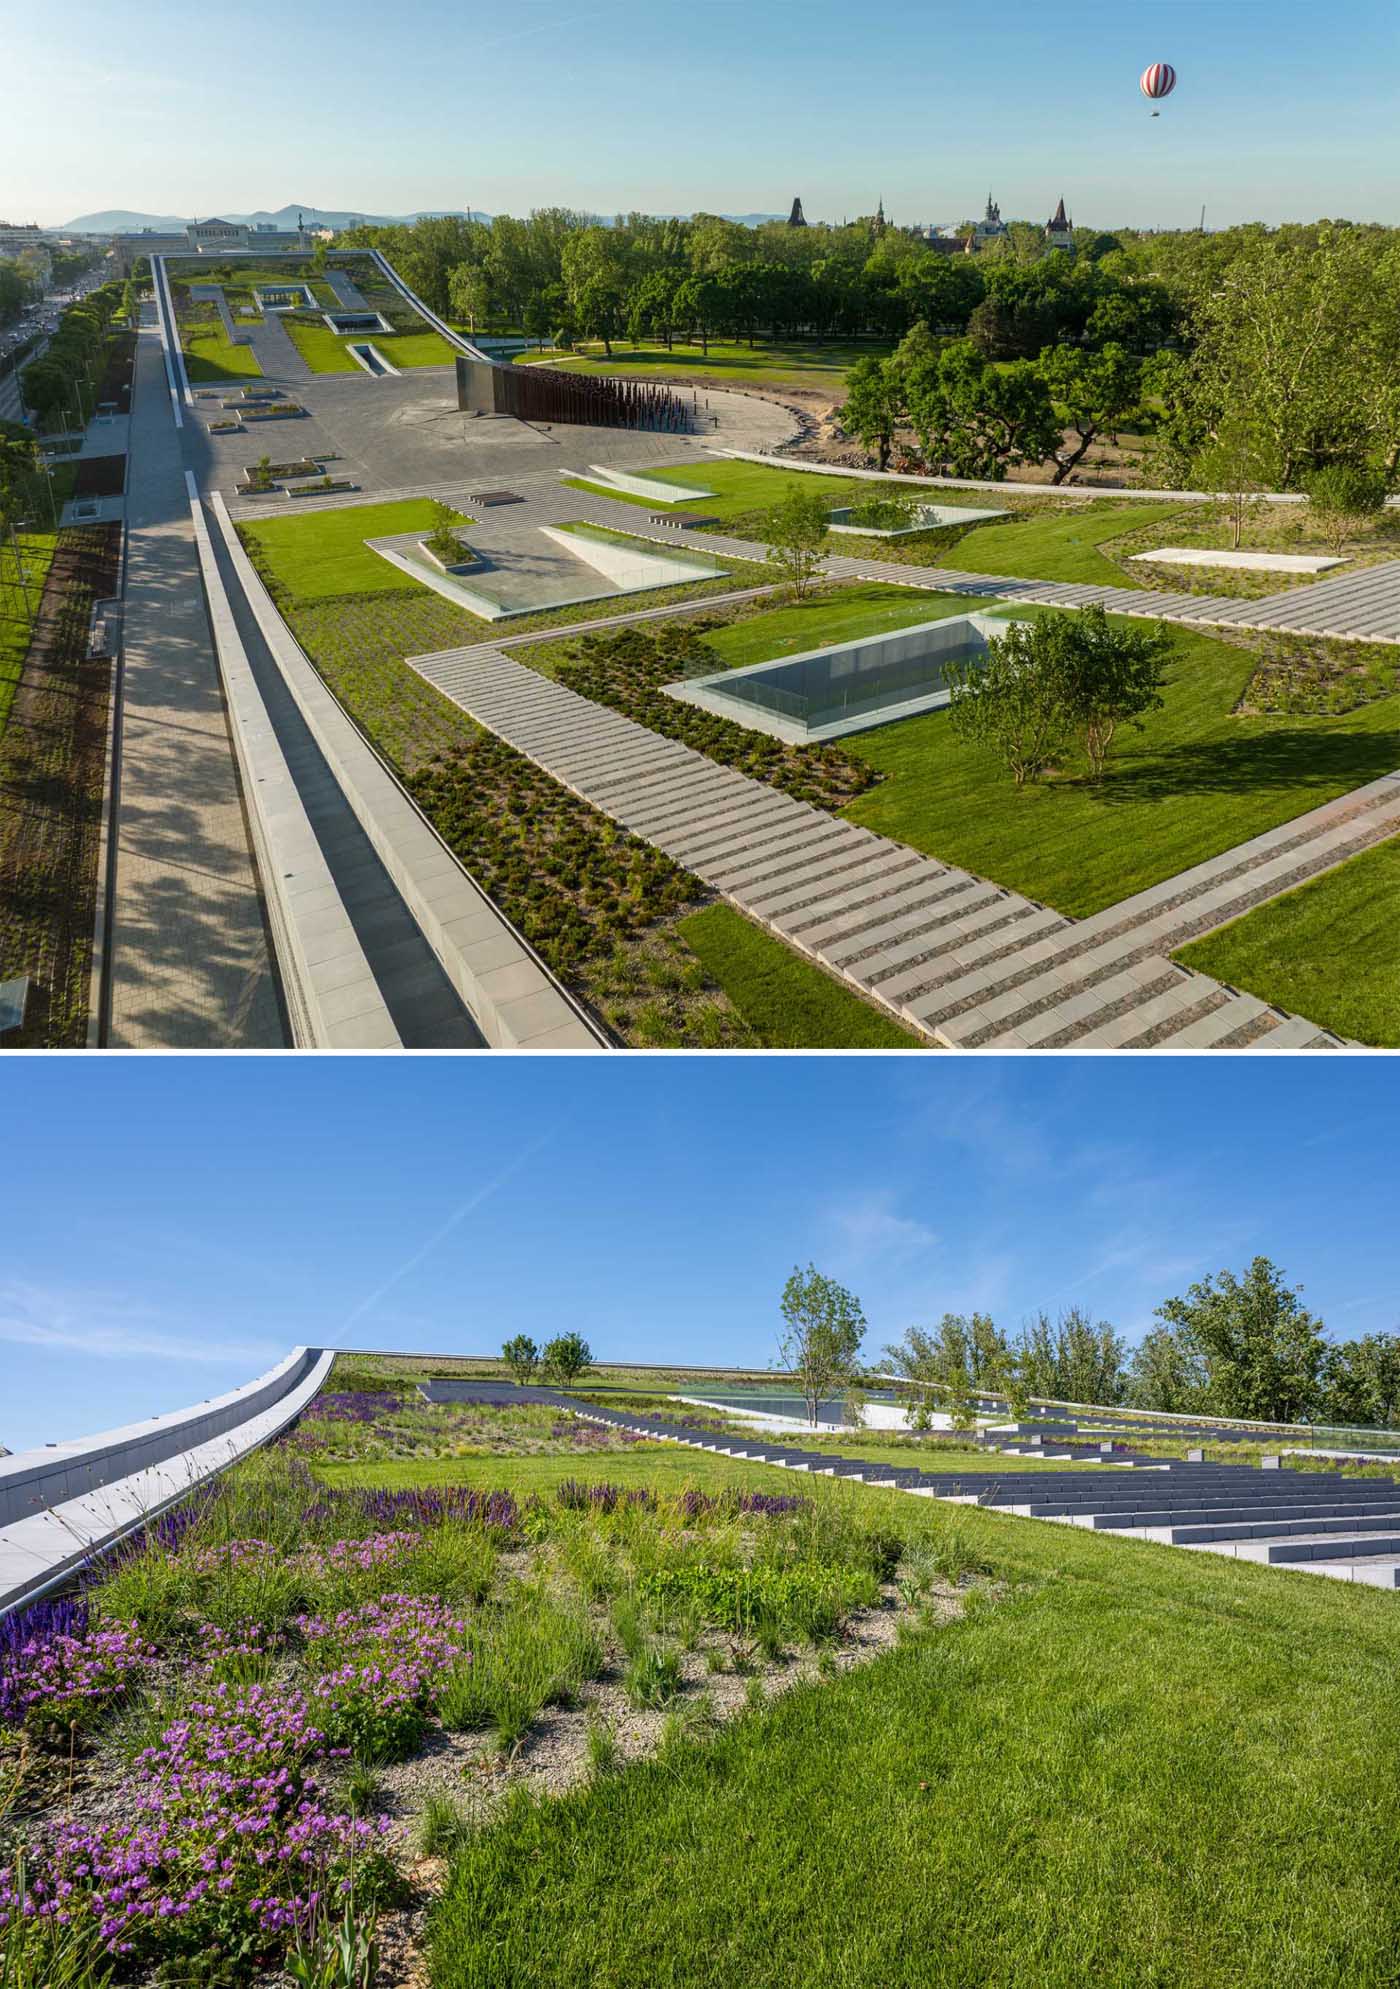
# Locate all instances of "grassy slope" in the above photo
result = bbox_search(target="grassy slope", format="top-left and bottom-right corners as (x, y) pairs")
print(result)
(313, 1450), (782, 1496)
(679, 904), (920, 1049)
(515, 337), (891, 393)
(0, 531), (58, 736)
(943, 498), (1176, 587)
(1173, 836), (1400, 1047)
(698, 583), (976, 666)
(239, 498), (474, 602)
(774, 606), (1400, 920)
(283, 318), (456, 373)
(183, 329), (262, 382)
(430, 1474), (1400, 1989)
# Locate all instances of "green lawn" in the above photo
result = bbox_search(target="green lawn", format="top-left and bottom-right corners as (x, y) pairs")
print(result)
(429, 1463), (1400, 1989)
(698, 582), (974, 666)
(0, 530), (57, 736)
(938, 498), (1179, 587)
(565, 459), (934, 520)
(239, 498), (474, 603)
(679, 903), (921, 1048)
(698, 599), (1400, 920)
(314, 1449), (781, 1497)
(283, 317), (456, 372)
(517, 337), (893, 394)
(1173, 836), (1400, 1047)
(182, 328), (262, 382)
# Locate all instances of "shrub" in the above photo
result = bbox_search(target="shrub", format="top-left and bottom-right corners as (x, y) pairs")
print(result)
(622, 1644), (683, 1710)
(637, 1563), (877, 1640)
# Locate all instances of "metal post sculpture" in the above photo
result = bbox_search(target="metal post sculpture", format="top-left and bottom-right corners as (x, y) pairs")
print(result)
(456, 357), (692, 432)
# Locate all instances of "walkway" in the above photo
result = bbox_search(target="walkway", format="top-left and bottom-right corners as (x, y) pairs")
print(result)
(106, 313), (285, 1047)
(404, 639), (1372, 1049)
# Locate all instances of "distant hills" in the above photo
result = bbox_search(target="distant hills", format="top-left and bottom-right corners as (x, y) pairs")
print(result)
(62, 203), (790, 234)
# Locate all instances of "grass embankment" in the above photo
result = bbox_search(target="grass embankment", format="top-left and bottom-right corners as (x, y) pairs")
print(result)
(678, 904), (920, 1048)
(182, 329), (262, 382)
(0, 530), (58, 735)
(1173, 836), (1400, 1047)
(690, 597), (1400, 920)
(517, 337), (892, 393)
(314, 1450), (783, 1497)
(430, 1471), (1400, 1989)
(240, 497), (475, 600)
(283, 318), (456, 372)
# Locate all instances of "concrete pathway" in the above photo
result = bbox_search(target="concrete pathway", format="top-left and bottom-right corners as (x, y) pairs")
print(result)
(403, 639), (1361, 1049)
(106, 314), (285, 1047)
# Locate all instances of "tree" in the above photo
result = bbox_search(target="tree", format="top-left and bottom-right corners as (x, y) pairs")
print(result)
(1155, 1257), (1326, 1423)
(884, 1313), (1010, 1391)
(1319, 1333), (1400, 1430)
(1125, 1324), (1208, 1413)
(1035, 604), (1171, 780)
(1037, 342), (1141, 485)
(501, 1334), (540, 1387)
(1013, 1308), (1126, 1405)
(542, 1332), (593, 1387)
(447, 261), (495, 335)
(836, 355), (904, 471)
(904, 341), (1060, 481)
(1191, 410), (1273, 549)
(943, 618), (1072, 787)
(762, 486), (830, 599)
(1305, 464), (1387, 557)
(778, 1264), (866, 1427)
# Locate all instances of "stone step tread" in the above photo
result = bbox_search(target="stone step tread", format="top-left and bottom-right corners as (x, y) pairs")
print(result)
(1156, 994), (1271, 1047)
(801, 869), (977, 952)
(863, 894), (1051, 991)
(1245, 1013), (1336, 1049)
(751, 848), (929, 925)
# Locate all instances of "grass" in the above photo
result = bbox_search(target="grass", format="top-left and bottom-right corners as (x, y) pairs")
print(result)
(939, 498), (1174, 587)
(515, 337), (893, 394)
(238, 498), (474, 603)
(782, 603), (1400, 920)
(564, 460), (933, 521)
(430, 1506), (1400, 1989)
(312, 1451), (785, 1497)
(0, 530), (57, 736)
(678, 904), (921, 1049)
(182, 327), (263, 382)
(696, 582), (974, 667)
(1173, 836), (1400, 1047)
(282, 318), (456, 373)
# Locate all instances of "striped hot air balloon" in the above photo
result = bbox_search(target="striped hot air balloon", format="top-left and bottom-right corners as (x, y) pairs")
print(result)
(1140, 61), (1177, 114)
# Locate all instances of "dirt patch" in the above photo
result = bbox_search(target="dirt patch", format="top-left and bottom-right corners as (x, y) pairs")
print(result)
(0, 522), (119, 1046)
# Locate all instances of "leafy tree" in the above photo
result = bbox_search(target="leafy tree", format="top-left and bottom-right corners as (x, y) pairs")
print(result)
(905, 341), (1060, 480)
(1319, 1333), (1400, 1430)
(447, 262), (495, 335)
(1014, 1308), (1126, 1405)
(884, 1313), (1011, 1390)
(762, 486), (830, 599)
(1305, 464), (1387, 557)
(501, 1334), (540, 1387)
(1125, 1324), (1208, 1413)
(943, 618), (1072, 787)
(542, 1332), (593, 1387)
(778, 1264), (866, 1427)
(966, 294), (1058, 361)
(1035, 604), (1172, 780)
(1037, 342), (1141, 485)
(1155, 1257), (1326, 1423)
(673, 272), (725, 356)
(836, 355), (904, 471)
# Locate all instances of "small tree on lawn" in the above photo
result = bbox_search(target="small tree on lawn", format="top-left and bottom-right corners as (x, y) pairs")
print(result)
(501, 1334), (540, 1387)
(542, 1331), (593, 1387)
(837, 355), (904, 472)
(778, 1264), (866, 1427)
(1036, 604), (1172, 781)
(1192, 410), (1273, 550)
(426, 498), (469, 565)
(1305, 464), (1387, 557)
(943, 620), (1072, 788)
(763, 487), (830, 599)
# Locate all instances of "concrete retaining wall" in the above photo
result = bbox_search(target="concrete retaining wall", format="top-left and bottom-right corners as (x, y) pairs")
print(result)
(208, 494), (605, 1048)
(184, 472), (400, 1049)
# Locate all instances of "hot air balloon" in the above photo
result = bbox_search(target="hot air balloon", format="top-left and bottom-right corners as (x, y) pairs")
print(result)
(1140, 61), (1177, 115)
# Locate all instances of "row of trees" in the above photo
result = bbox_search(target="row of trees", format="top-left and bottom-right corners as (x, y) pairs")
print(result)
(336, 208), (1176, 360)
(777, 1257), (1400, 1431)
(19, 281), (127, 431)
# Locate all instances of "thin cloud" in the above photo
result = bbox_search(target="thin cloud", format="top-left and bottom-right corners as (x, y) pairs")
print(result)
(0, 1282), (280, 1368)
(829, 1196), (937, 1269)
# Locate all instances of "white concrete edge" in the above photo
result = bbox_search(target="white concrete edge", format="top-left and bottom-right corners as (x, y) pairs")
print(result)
(208, 493), (606, 1049)
(366, 249), (490, 362)
(0, 1350), (334, 1615)
(541, 523), (724, 590)
(567, 465), (719, 504)
(348, 342), (401, 379)
(148, 258), (188, 422)
(183, 471), (401, 1051)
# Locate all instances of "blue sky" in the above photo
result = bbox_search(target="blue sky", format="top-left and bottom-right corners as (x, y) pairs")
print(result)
(3, 1056), (1396, 1453)
(5, 0), (1398, 230)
